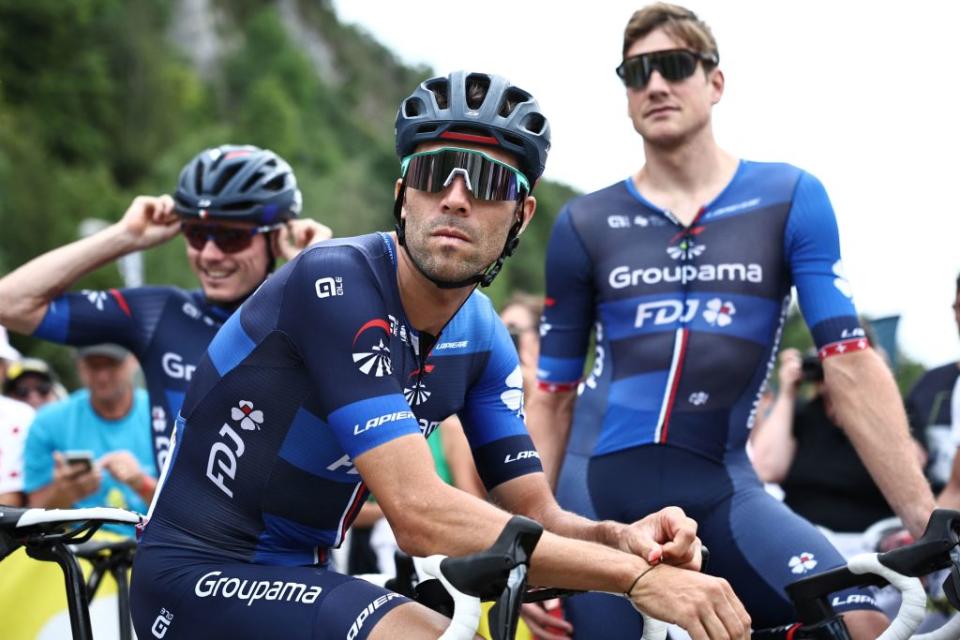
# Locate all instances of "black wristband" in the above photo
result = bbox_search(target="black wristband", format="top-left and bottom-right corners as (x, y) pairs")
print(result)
(624, 563), (659, 597)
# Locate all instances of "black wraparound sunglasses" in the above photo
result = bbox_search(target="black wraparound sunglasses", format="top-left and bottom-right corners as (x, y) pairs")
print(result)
(616, 48), (719, 90)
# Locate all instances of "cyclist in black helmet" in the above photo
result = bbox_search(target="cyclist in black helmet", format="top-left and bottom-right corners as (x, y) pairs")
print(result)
(0, 145), (330, 474)
(129, 71), (748, 640)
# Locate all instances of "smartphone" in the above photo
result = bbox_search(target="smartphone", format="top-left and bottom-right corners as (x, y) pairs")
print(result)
(62, 450), (95, 472)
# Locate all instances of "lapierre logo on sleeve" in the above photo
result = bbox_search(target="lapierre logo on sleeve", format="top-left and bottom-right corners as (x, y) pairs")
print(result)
(353, 410), (415, 435)
(315, 276), (344, 298)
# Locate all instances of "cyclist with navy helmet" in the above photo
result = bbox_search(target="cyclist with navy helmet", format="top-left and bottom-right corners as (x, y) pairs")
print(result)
(525, 4), (934, 637)
(0, 145), (330, 473)
(129, 71), (749, 640)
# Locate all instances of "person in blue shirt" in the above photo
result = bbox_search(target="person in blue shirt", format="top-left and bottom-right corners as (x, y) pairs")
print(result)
(129, 71), (750, 640)
(0, 146), (331, 474)
(525, 4), (935, 637)
(24, 343), (154, 533)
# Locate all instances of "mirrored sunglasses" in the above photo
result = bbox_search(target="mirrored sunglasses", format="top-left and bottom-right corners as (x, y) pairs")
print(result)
(401, 147), (530, 202)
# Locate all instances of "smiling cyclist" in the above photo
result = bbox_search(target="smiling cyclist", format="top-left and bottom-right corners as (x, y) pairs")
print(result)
(129, 71), (750, 640)
(0, 145), (331, 476)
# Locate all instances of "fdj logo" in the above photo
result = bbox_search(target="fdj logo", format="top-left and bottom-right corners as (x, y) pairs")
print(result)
(315, 276), (344, 299)
(634, 300), (699, 328)
(206, 401), (264, 498)
(151, 608), (174, 638)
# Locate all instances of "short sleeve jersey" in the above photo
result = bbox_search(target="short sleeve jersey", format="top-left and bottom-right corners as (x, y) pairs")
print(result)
(538, 161), (863, 462)
(33, 286), (234, 471)
(142, 233), (541, 566)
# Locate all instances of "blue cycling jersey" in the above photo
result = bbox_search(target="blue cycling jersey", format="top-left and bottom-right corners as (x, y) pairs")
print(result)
(140, 232), (541, 566)
(538, 161), (864, 462)
(33, 286), (234, 471)
(538, 162), (879, 631)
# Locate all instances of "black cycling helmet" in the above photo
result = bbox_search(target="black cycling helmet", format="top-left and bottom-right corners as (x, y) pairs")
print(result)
(395, 71), (551, 187)
(174, 144), (302, 225)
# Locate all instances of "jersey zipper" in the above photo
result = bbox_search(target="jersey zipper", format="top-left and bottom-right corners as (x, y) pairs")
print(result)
(655, 206), (707, 444)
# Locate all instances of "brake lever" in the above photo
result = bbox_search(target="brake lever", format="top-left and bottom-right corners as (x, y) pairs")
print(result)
(879, 508), (960, 577)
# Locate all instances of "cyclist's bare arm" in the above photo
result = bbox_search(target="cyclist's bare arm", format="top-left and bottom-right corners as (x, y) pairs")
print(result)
(491, 473), (700, 569)
(524, 385), (576, 489)
(0, 195), (179, 334)
(356, 434), (749, 639)
(824, 348), (935, 538)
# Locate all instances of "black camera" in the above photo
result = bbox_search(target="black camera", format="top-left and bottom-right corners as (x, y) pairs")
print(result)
(801, 355), (824, 382)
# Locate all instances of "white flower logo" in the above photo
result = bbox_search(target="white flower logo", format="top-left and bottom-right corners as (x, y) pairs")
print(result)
(231, 400), (264, 431)
(832, 260), (853, 299)
(666, 240), (706, 261)
(689, 391), (709, 406)
(539, 321), (552, 338)
(789, 552), (818, 575)
(500, 366), (525, 417)
(703, 298), (736, 327)
(83, 290), (108, 311)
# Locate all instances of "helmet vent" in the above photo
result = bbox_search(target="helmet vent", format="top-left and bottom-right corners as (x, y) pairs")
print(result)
(499, 88), (530, 117)
(521, 113), (546, 135)
(503, 132), (524, 148)
(404, 98), (425, 117)
(193, 162), (205, 195)
(426, 79), (450, 109)
(241, 172), (264, 193)
(212, 164), (243, 195)
(416, 123), (439, 134)
(263, 175), (286, 192)
(465, 74), (490, 110)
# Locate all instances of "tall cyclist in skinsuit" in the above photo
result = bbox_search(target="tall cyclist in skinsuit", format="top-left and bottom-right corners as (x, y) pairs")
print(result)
(0, 145), (331, 474)
(130, 70), (750, 640)
(525, 4), (935, 638)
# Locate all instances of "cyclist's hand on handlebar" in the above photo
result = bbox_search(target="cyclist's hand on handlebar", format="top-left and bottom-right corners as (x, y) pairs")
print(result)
(119, 195), (180, 249)
(272, 218), (332, 261)
(520, 602), (573, 640)
(630, 565), (750, 640)
(621, 506), (702, 569)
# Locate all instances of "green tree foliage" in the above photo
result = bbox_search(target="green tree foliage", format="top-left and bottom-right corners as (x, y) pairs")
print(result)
(0, 0), (580, 386)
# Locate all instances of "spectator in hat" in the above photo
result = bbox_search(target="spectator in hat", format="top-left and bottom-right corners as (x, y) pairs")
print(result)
(23, 344), (155, 531)
(4, 358), (64, 410)
(0, 326), (33, 506)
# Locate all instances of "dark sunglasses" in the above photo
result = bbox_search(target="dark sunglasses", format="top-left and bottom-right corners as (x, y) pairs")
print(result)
(401, 147), (530, 202)
(12, 381), (53, 399)
(616, 48), (719, 90)
(180, 222), (281, 254)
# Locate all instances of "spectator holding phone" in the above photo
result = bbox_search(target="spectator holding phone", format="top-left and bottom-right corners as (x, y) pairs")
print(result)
(750, 342), (925, 550)
(23, 344), (155, 531)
